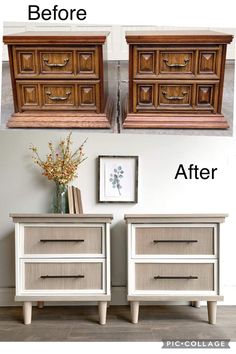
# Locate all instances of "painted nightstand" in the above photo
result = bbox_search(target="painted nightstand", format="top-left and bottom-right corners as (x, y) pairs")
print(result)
(125, 214), (227, 324)
(11, 214), (113, 325)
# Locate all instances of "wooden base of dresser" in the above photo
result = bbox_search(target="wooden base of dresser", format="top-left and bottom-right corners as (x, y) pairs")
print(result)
(123, 112), (229, 129)
(7, 96), (114, 129)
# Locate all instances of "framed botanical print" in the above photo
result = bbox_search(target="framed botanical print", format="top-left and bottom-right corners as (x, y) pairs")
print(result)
(98, 155), (138, 203)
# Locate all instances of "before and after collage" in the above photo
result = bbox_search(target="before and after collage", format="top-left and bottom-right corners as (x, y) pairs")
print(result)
(0, 2), (236, 350)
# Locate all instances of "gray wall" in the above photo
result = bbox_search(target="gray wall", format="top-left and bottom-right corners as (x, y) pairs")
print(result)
(0, 131), (236, 304)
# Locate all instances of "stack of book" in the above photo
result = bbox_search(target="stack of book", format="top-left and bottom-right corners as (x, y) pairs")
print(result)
(68, 186), (83, 214)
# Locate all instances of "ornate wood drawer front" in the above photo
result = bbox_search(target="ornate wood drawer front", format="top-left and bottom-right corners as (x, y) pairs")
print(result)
(23, 226), (103, 255)
(159, 84), (192, 108)
(42, 84), (76, 108)
(24, 262), (103, 290)
(13, 46), (100, 79)
(133, 81), (218, 112)
(16, 81), (100, 112)
(133, 47), (221, 79)
(135, 262), (214, 291)
(159, 50), (194, 75)
(134, 226), (215, 256)
(39, 50), (74, 75)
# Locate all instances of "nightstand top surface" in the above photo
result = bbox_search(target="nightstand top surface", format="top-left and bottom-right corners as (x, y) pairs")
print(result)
(125, 214), (228, 223)
(10, 214), (113, 223)
(125, 30), (233, 44)
(3, 31), (109, 44)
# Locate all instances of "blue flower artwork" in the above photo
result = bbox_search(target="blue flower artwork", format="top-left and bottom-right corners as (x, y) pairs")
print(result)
(109, 166), (124, 195)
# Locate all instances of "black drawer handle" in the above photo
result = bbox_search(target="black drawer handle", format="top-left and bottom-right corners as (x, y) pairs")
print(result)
(46, 91), (71, 101)
(163, 58), (190, 68)
(153, 240), (198, 243)
(40, 275), (85, 279)
(40, 239), (84, 243)
(162, 91), (188, 100)
(43, 58), (69, 67)
(154, 275), (198, 280)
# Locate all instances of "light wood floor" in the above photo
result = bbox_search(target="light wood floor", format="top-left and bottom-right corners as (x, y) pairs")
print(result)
(0, 305), (235, 341)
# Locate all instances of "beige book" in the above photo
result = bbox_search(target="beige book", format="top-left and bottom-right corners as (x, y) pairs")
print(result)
(67, 186), (74, 214)
(72, 186), (79, 214)
(77, 188), (83, 214)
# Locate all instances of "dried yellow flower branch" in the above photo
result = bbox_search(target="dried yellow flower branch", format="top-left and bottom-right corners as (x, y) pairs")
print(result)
(29, 133), (87, 185)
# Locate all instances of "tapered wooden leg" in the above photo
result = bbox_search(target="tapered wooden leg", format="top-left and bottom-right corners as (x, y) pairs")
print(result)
(130, 301), (139, 324)
(207, 301), (217, 324)
(192, 301), (201, 308)
(37, 301), (44, 309)
(23, 302), (32, 325)
(98, 301), (107, 325)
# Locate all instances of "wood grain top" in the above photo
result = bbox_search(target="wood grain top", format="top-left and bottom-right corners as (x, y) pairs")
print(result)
(125, 30), (233, 44)
(10, 213), (113, 223)
(125, 214), (228, 223)
(125, 214), (228, 217)
(3, 31), (109, 44)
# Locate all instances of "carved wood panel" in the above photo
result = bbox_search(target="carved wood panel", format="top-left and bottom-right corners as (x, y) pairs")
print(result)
(16, 83), (40, 111)
(77, 48), (99, 78)
(15, 50), (36, 76)
(22, 85), (38, 106)
(134, 83), (156, 111)
(196, 84), (217, 111)
(199, 51), (217, 74)
(138, 51), (155, 74)
(78, 84), (99, 111)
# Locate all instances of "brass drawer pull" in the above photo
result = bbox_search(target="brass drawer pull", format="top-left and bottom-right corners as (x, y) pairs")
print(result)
(153, 240), (198, 243)
(46, 91), (71, 101)
(40, 239), (84, 243)
(154, 275), (198, 280)
(163, 58), (190, 68)
(40, 275), (85, 279)
(162, 91), (188, 100)
(43, 58), (69, 67)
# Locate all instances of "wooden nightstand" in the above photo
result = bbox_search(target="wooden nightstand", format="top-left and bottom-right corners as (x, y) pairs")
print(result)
(123, 31), (233, 129)
(125, 214), (227, 324)
(3, 32), (113, 128)
(11, 214), (113, 325)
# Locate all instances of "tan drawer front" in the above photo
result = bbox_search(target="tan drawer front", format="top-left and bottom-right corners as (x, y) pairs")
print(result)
(25, 262), (103, 290)
(135, 227), (214, 255)
(24, 226), (103, 255)
(135, 263), (214, 291)
(16, 81), (100, 112)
